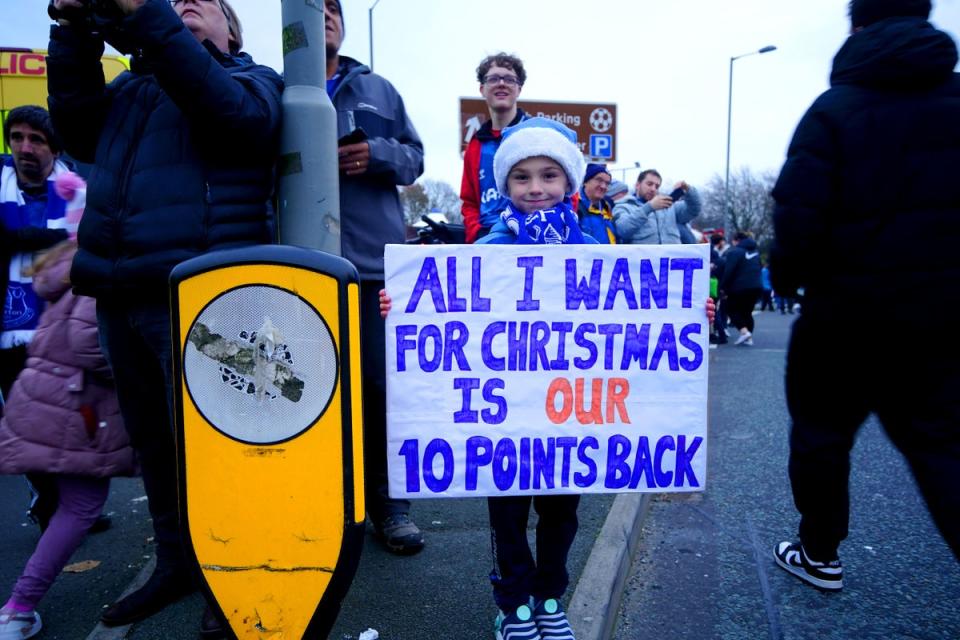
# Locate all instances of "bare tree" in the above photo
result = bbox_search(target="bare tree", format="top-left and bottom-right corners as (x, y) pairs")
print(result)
(697, 168), (777, 250)
(399, 183), (430, 225)
(421, 179), (463, 224)
(400, 179), (463, 226)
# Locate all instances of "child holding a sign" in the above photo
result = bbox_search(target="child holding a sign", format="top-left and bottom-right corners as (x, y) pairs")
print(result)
(383, 117), (587, 640)
(381, 118), (714, 640)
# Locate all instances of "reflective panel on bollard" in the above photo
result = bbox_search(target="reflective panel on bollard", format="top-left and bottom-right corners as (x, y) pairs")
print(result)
(170, 245), (365, 639)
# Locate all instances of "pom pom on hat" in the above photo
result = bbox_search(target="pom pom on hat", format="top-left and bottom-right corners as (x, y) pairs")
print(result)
(493, 117), (586, 198)
(55, 171), (86, 240)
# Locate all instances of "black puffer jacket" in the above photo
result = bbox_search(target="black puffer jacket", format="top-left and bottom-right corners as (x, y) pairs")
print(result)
(770, 17), (960, 323)
(719, 237), (762, 295)
(47, 0), (283, 300)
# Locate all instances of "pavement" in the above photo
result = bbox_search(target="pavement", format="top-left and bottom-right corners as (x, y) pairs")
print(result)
(612, 311), (960, 639)
(2, 310), (957, 639)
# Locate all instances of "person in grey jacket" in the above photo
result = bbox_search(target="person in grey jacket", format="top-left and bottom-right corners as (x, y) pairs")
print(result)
(323, 0), (426, 555)
(613, 169), (701, 244)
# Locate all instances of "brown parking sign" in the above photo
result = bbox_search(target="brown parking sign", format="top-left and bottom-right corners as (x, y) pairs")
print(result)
(460, 98), (617, 162)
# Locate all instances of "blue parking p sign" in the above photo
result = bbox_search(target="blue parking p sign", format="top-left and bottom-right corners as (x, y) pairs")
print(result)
(590, 134), (613, 159)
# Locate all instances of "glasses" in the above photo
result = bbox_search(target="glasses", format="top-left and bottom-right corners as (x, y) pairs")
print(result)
(483, 74), (521, 87)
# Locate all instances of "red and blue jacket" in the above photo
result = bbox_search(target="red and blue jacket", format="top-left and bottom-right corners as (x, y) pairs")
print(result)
(459, 109), (527, 243)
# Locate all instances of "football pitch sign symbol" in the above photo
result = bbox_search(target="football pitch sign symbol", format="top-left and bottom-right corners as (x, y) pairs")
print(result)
(171, 245), (365, 639)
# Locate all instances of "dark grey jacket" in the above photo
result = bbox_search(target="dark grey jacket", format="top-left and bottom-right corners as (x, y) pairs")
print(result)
(332, 57), (424, 280)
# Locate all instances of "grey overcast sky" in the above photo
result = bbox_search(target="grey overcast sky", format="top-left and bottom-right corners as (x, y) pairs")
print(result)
(4, 0), (959, 190)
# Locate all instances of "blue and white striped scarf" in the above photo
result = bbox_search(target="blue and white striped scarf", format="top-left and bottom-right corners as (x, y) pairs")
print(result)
(500, 199), (586, 245)
(0, 158), (73, 348)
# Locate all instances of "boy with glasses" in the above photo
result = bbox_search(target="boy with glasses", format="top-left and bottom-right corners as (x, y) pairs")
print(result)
(460, 53), (529, 243)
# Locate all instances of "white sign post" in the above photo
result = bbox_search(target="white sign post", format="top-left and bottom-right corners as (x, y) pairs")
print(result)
(385, 244), (710, 499)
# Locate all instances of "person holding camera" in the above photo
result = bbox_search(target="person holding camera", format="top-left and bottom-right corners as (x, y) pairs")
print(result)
(613, 168), (701, 245)
(46, 0), (282, 631)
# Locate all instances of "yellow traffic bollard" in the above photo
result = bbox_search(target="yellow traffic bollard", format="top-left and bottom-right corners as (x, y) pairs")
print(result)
(171, 245), (364, 639)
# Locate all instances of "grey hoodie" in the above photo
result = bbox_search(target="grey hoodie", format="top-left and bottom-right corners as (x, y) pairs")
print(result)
(332, 57), (424, 279)
(613, 186), (702, 245)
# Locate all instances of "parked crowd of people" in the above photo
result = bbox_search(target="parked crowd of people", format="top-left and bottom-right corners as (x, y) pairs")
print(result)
(0, 0), (957, 639)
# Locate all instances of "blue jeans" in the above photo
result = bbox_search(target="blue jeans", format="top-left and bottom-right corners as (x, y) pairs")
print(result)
(96, 300), (186, 572)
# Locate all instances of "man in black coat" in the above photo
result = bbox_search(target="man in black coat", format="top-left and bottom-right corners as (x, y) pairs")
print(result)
(47, 0), (282, 629)
(718, 231), (763, 346)
(770, 0), (959, 591)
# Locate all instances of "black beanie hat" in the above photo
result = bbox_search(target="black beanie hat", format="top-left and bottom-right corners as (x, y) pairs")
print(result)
(849, 0), (931, 27)
(583, 163), (611, 183)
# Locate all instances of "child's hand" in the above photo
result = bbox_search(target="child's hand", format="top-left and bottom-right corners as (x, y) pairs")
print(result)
(379, 289), (392, 319)
(706, 297), (716, 324)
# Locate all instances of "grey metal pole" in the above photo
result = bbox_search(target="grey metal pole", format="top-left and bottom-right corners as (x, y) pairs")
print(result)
(278, 0), (341, 255)
(724, 56), (734, 239)
(616, 161), (640, 185)
(369, 0), (382, 72)
(723, 45), (776, 239)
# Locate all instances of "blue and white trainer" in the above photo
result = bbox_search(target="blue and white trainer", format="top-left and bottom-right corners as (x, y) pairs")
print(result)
(774, 541), (843, 591)
(0, 608), (42, 640)
(495, 603), (542, 640)
(533, 598), (575, 640)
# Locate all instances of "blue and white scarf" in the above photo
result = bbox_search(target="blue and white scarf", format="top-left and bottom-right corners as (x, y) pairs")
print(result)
(500, 200), (586, 245)
(0, 157), (74, 348)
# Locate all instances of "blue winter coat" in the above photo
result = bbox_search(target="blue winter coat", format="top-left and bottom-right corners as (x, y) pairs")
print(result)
(577, 195), (617, 244)
(47, 0), (283, 300)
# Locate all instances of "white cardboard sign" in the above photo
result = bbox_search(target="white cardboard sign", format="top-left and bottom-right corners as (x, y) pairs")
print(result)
(384, 243), (710, 498)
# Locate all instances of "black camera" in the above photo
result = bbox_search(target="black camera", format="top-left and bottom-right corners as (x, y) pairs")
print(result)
(48, 0), (131, 50)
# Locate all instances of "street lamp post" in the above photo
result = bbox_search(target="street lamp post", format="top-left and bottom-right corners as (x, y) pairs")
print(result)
(368, 0), (382, 71)
(613, 161), (641, 183)
(724, 44), (776, 238)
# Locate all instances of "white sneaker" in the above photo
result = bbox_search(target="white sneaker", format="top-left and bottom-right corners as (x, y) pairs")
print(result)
(0, 609), (41, 640)
(774, 541), (843, 591)
(735, 330), (752, 345)
(744, 337), (754, 346)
